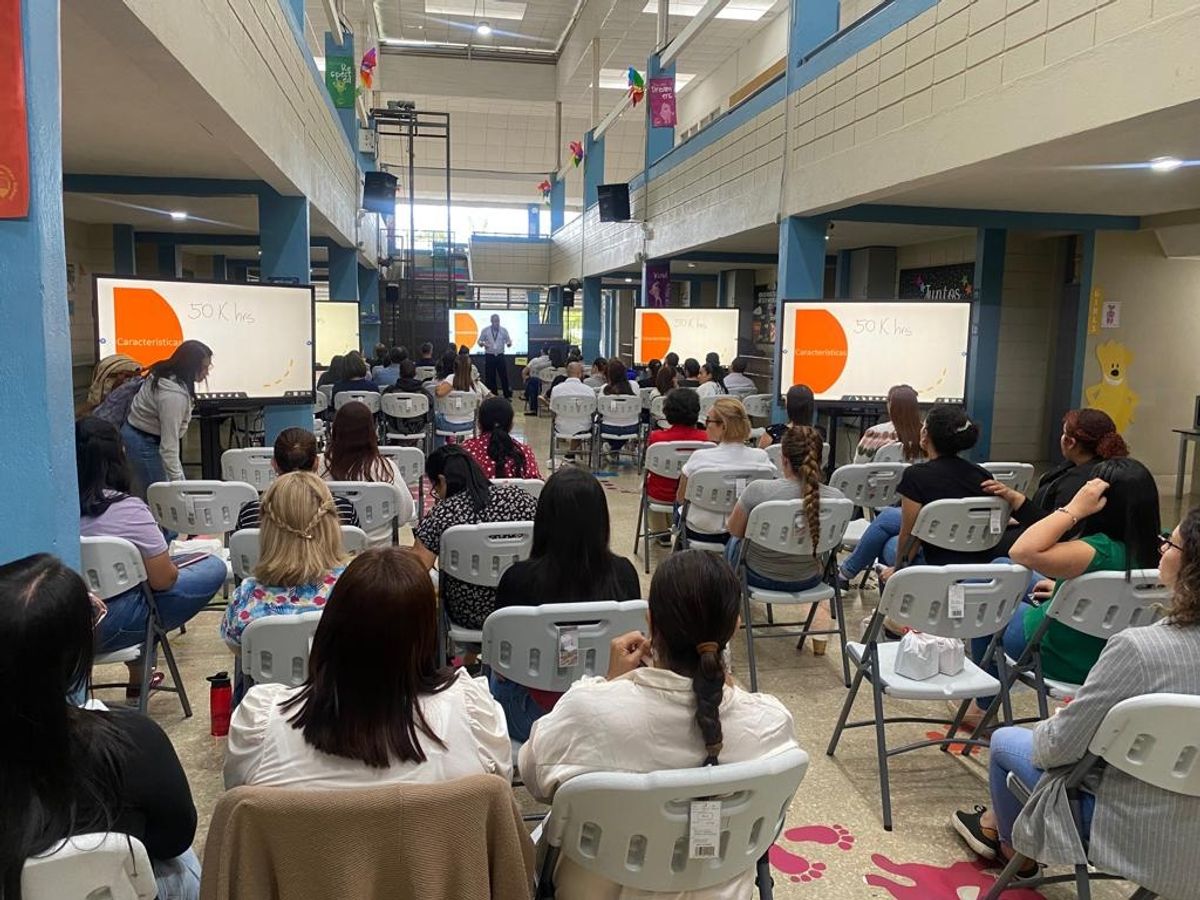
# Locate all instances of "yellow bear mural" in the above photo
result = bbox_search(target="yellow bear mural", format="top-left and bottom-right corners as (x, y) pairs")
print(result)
(1085, 340), (1139, 433)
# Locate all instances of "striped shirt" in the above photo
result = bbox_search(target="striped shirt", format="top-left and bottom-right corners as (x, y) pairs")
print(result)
(235, 497), (360, 532)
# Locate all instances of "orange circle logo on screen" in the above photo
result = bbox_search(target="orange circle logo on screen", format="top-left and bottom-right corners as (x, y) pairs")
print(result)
(641, 312), (672, 361)
(791, 309), (848, 392)
(113, 287), (183, 367)
(453, 312), (479, 350)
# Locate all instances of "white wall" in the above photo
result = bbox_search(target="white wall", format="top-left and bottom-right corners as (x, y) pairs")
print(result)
(469, 239), (551, 284)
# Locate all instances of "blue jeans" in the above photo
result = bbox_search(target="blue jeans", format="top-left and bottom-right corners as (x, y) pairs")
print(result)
(154, 847), (202, 900)
(524, 378), (542, 412)
(95, 554), (227, 654)
(726, 538), (824, 592)
(970, 584), (1040, 707)
(433, 413), (473, 448)
(989, 726), (1094, 846)
(839, 507), (917, 577)
(121, 423), (168, 499)
(490, 672), (546, 743)
(600, 421), (639, 451)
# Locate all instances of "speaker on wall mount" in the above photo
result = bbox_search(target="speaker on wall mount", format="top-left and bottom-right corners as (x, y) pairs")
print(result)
(562, 278), (581, 308)
(363, 171), (398, 215)
(597, 183), (631, 222)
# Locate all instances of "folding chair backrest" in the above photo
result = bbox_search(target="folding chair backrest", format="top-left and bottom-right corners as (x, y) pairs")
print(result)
(415, 365), (436, 381)
(316, 384), (333, 402)
(436, 390), (481, 419)
(873, 442), (906, 463)
(644, 441), (714, 479)
(683, 466), (777, 517)
(314, 390), (329, 414)
(877, 564), (1028, 640)
(146, 480), (257, 534)
(728, 385), (756, 400)
(597, 394), (642, 421)
(1046, 569), (1168, 639)
(829, 463), (907, 510)
(744, 497), (854, 558)
(1089, 693), (1200, 796)
(378, 445), (425, 486)
(334, 390), (381, 414)
(650, 394), (666, 425)
(380, 391), (431, 420)
(482, 600), (649, 691)
(741, 393), (774, 419)
(981, 461), (1035, 495)
(911, 497), (1011, 554)
(550, 393), (597, 421)
(324, 481), (404, 533)
(698, 394), (721, 423)
(491, 478), (545, 499)
(439, 521), (534, 588)
(543, 747), (810, 893)
(241, 610), (324, 687)
(79, 536), (149, 602)
(229, 526), (369, 579)
(640, 386), (657, 409)
(22, 833), (157, 900)
(221, 447), (277, 491)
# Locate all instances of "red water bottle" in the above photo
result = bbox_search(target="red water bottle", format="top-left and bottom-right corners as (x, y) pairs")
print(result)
(207, 671), (232, 737)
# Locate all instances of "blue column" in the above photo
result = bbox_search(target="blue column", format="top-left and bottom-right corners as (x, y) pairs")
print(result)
(789, 0), (841, 82)
(546, 286), (563, 327)
(157, 243), (181, 278)
(328, 244), (357, 302)
(835, 249), (851, 298)
(717, 270), (727, 308)
(113, 224), (136, 275)
(582, 276), (602, 359)
(583, 131), (605, 208)
(357, 265), (380, 355)
(966, 228), (1007, 459)
(258, 189), (312, 440)
(281, 0), (303, 31)
(212, 254), (227, 281)
(324, 31), (356, 147)
(774, 216), (829, 421)
(1070, 231), (1096, 407)
(549, 177), (566, 232)
(645, 54), (676, 165)
(0, 0), (78, 563)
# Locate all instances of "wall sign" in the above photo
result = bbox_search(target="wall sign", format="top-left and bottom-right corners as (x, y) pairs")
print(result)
(0, 0), (30, 218)
(646, 261), (671, 308)
(897, 263), (974, 301)
(649, 77), (677, 128)
(324, 55), (356, 109)
(1101, 300), (1121, 328)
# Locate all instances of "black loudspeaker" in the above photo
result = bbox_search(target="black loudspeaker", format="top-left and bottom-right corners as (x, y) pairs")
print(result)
(561, 287), (575, 308)
(385, 284), (400, 304)
(363, 171), (398, 214)
(597, 183), (631, 222)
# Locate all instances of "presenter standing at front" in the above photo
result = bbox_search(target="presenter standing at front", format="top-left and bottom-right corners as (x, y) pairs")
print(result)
(477, 313), (513, 399)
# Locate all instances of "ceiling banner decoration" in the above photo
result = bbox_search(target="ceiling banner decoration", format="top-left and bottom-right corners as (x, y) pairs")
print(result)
(537, 179), (552, 205)
(627, 67), (645, 106)
(359, 46), (378, 91)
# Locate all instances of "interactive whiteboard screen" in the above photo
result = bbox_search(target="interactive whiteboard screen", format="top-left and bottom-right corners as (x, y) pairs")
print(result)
(94, 276), (314, 405)
(448, 310), (529, 356)
(780, 301), (970, 402)
(315, 302), (361, 366)
(633, 308), (740, 366)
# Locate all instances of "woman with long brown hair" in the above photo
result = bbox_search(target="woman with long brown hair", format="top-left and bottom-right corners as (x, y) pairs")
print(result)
(225, 547), (511, 788)
(320, 403), (414, 543)
(433, 353), (491, 448)
(854, 383), (923, 462)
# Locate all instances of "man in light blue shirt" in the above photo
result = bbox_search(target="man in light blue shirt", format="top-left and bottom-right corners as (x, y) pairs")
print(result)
(477, 313), (513, 399)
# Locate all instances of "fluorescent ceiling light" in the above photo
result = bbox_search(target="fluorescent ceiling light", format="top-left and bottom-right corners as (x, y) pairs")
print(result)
(641, 1), (774, 21)
(597, 68), (694, 90)
(169, 211), (188, 221)
(476, 21), (492, 35)
(625, 277), (634, 283)
(1150, 156), (1183, 172)
(425, 0), (527, 21)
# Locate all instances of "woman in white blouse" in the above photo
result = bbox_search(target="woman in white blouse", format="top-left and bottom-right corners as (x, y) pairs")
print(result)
(519, 550), (799, 900)
(225, 547), (511, 789)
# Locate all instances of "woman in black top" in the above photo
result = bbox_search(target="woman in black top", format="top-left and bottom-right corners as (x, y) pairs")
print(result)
(491, 467), (641, 741)
(0, 554), (199, 897)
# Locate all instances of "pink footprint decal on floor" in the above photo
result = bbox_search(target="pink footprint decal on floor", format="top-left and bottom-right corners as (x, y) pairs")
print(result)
(865, 853), (1044, 899)
(767, 845), (827, 883)
(784, 824), (856, 851)
(769, 823), (856, 883)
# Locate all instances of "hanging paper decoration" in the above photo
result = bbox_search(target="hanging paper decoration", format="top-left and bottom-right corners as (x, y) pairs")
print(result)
(359, 46), (378, 90)
(627, 67), (646, 107)
(537, 179), (552, 205)
(569, 140), (585, 167)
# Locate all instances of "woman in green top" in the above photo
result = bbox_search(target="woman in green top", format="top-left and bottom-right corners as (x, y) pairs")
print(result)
(965, 458), (1160, 721)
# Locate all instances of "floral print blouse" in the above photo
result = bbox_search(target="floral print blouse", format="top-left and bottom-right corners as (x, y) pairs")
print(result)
(221, 566), (346, 648)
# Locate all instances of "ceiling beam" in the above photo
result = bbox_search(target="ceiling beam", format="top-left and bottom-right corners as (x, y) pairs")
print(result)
(835, 204), (1142, 231)
(660, 0), (732, 67)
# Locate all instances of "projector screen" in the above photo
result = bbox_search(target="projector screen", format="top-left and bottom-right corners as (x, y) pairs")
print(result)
(779, 301), (971, 402)
(448, 310), (529, 356)
(94, 276), (314, 406)
(633, 308), (740, 366)
(315, 302), (361, 366)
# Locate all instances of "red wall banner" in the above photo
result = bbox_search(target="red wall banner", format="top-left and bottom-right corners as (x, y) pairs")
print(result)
(0, 0), (30, 219)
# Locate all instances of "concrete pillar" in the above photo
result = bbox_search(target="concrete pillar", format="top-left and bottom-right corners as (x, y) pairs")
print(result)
(966, 228), (1007, 459)
(582, 276), (602, 359)
(848, 246), (897, 298)
(357, 265), (380, 355)
(0, 0), (79, 563)
(775, 216), (829, 420)
(157, 243), (181, 278)
(113, 224), (136, 275)
(583, 131), (605, 208)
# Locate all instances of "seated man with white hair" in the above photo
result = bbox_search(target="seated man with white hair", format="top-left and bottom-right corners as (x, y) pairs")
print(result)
(549, 361), (594, 463)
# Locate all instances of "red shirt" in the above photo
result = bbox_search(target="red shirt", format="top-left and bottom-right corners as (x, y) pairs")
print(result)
(460, 432), (542, 480)
(646, 425), (709, 501)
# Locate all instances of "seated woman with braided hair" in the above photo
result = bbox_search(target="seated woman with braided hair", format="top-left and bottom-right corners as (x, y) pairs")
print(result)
(519, 550), (799, 900)
(459, 396), (542, 480)
(726, 425), (846, 655)
(221, 471), (347, 650)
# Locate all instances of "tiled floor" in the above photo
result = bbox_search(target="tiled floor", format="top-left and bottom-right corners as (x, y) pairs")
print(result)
(101, 414), (1160, 898)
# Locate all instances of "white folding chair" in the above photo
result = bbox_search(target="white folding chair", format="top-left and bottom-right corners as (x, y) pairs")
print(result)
(697, 393), (721, 427)
(22, 833), (157, 900)
(735, 497), (855, 689)
(828, 463), (907, 552)
(985, 693), (1200, 900)
(649, 394), (667, 429)
(437, 521), (534, 651)
(229, 525), (370, 580)
(316, 383), (334, 403)
(325, 481), (406, 544)
(548, 393), (597, 470)
(535, 746), (810, 898)
(902, 496), (1012, 562)
(221, 447), (277, 492)
(314, 390), (329, 415)
(492, 478), (545, 499)
(638, 385), (657, 410)
(333, 390), (381, 414)
(826, 563), (1028, 830)
(380, 391), (432, 453)
(415, 365), (436, 382)
(146, 480), (257, 535)
(743, 393), (774, 441)
(981, 461), (1036, 495)
(240, 610), (324, 688)
(873, 441), (906, 463)
(434, 391), (481, 443)
(678, 466), (777, 552)
(594, 394), (643, 469)
(81, 536), (192, 717)
(632, 440), (713, 573)
(378, 444), (426, 523)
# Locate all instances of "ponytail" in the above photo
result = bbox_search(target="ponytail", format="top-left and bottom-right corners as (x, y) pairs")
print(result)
(486, 426), (526, 478)
(694, 641), (725, 766)
(781, 426), (824, 556)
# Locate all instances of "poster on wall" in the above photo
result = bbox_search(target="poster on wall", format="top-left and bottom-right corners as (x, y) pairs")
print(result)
(646, 262), (671, 308)
(897, 263), (974, 300)
(633, 308), (739, 366)
(0, 0), (30, 218)
(649, 77), (677, 128)
(325, 54), (356, 108)
(752, 284), (777, 351)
